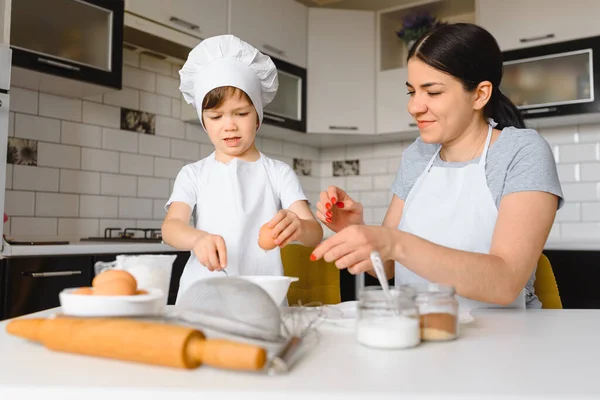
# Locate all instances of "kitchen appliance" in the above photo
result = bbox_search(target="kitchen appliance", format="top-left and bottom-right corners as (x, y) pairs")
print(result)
(80, 227), (162, 243)
(501, 35), (600, 126)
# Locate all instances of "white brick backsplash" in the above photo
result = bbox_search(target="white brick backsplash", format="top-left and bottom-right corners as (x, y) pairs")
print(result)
(345, 176), (372, 191)
(170, 179), (175, 193)
(154, 199), (167, 219)
(559, 143), (599, 163)
(5, 164), (12, 189)
(3, 219), (9, 236)
(561, 182), (600, 201)
(388, 157), (402, 173)
(200, 144), (214, 158)
(101, 173), (136, 196)
(37, 142), (81, 169)
(99, 219), (136, 234)
(304, 146), (320, 161)
(60, 170), (100, 194)
(552, 145), (560, 162)
(80, 195), (118, 218)
(374, 142), (404, 158)
(39, 93), (82, 122)
(102, 128), (138, 153)
(139, 134), (170, 157)
(138, 177), (170, 199)
(13, 165), (59, 192)
(305, 191), (320, 207)
(119, 198), (153, 219)
(83, 94), (103, 103)
(8, 112), (14, 136)
(359, 191), (390, 207)
(347, 144), (373, 160)
(283, 142), (304, 158)
(555, 203), (580, 222)
(103, 87), (139, 110)
(561, 222), (600, 240)
(11, 87), (38, 114)
(15, 114), (61, 142)
(540, 126), (579, 144)
(374, 174), (395, 190)
(548, 223), (560, 240)
(578, 123), (600, 142)
(360, 159), (388, 175)
(10, 217), (57, 236)
(140, 54), (172, 76)
(155, 157), (184, 179)
(155, 116), (185, 138)
(62, 121), (102, 148)
(140, 92), (172, 116)
(119, 153), (154, 176)
(556, 164), (579, 182)
(81, 148), (119, 173)
(278, 156), (293, 167)
(260, 138), (283, 155)
(319, 161), (332, 178)
(123, 48), (140, 67)
(137, 220), (162, 229)
(123, 66), (156, 92)
(5, 190), (35, 216)
(372, 207), (388, 225)
(171, 139), (199, 161)
(172, 99), (181, 118)
(185, 123), (211, 143)
(172, 63), (182, 78)
(298, 176), (321, 192)
(58, 218), (99, 237)
(36, 193), (78, 217)
(580, 163), (600, 181)
(156, 75), (180, 98)
(582, 203), (600, 221)
(320, 146), (345, 161)
(82, 101), (120, 128)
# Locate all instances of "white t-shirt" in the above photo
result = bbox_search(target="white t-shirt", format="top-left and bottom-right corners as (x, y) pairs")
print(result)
(165, 152), (308, 299)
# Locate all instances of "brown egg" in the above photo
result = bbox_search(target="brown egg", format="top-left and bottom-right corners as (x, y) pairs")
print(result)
(136, 289), (148, 295)
(92, 269), (137, 291)
(93, 279), (137, 296)
(258, 223), (277, 251)
(72, 287), (94, 295)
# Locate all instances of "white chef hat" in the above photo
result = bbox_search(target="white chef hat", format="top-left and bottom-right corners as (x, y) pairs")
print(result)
(179, 34), (279, 130)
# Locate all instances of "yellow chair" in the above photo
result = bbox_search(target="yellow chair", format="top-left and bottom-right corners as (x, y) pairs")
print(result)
(534, 253), (562, 309)
(281, 244), (341, 305)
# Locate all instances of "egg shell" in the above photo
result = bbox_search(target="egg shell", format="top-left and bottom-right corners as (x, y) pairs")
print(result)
(136, 289), (149, 295)
(92, 269), (137, 290)
(258, 223), (277, 251)
(93, 279), (137, 296)
(72, 287), (94, 295)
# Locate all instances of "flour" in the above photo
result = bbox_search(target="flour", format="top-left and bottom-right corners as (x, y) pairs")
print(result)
(356, 316), (421, 349)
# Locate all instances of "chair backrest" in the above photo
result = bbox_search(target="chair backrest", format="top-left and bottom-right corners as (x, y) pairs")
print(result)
(281, 244), (341, 305)
(534, 253), (562, 309)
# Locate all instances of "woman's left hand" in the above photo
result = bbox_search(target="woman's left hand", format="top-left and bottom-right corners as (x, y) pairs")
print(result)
(269, 209), (303, 248)
(310, 225), (398, 274)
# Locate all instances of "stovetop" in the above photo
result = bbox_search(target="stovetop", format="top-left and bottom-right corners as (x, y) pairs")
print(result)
(80, 228), (163, 243)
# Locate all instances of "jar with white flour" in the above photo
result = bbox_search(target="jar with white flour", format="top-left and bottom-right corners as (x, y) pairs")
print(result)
(356, 286), (421, 349)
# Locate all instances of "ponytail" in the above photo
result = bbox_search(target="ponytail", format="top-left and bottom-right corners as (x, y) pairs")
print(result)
(485, 88), (526, 130)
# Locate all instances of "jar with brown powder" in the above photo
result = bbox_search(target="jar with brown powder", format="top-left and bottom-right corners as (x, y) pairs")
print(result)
(415, 284), (459, 341)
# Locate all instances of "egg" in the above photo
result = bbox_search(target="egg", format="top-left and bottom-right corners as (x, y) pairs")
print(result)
(92, 269), (137, 296)
(92, 269), (137, 290)
(72, 287), (94, 295)
(258, 223), (277, 251)
(136, 289), (149, 295)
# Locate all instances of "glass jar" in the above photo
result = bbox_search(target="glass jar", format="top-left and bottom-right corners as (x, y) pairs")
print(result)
(415, 283), (459, 342)
(356, 286), (421, 350)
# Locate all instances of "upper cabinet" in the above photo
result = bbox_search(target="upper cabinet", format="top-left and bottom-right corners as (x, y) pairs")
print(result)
(307, 8), (375, 135)
(229, 0), (307, 68)
(477, 0), (600, 51)
(125, 0), (227, 41)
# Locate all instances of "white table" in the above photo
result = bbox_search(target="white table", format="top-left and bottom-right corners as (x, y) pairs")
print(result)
(0, 308), (598, 400)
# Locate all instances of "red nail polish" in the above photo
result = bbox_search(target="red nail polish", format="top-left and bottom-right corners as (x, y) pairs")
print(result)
(310, 254), (316, 261)
(336, 202), (344, 208)
(325, 203), (331, 210)
(326, 211), (332, 218)
(331, 197), (337, 204)
(326, 218), (332, 223)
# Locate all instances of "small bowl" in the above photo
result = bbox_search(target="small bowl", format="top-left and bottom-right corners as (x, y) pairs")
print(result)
(236, 276), (299, 305)
(59, 288), (165, 317)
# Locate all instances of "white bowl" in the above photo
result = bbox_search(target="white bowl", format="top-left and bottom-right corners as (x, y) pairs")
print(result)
(236, 276), (299, 305)
(59, 288), (165, 317)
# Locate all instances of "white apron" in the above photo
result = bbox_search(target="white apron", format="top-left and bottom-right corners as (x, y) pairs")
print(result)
(395, 123), (525, 309)
(176, 153), (283, 303)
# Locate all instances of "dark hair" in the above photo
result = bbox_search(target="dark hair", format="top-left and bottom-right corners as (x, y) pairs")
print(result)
(202, 86), (253, 110)
(407, 23), (525, 130)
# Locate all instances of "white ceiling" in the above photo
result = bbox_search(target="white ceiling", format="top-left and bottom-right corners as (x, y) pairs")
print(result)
(294, 0), (428, 11)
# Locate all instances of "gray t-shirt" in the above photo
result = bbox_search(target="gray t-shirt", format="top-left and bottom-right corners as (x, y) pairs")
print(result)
(392, 127), (564, 309)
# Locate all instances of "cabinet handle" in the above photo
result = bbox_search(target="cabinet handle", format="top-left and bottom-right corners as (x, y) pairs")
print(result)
(264, 114), (286, 123)
(329, 125), (358, 131)
(24, 271), (82, 278)
(521, 107), (557, 115)
(37, 57), (80, 71)
(0, 100), (2, 107)
(519, 33), (555, 43)
(409, 123), (417, 127)
(169, 16), (200, 31)
(263, 43), (286, 57)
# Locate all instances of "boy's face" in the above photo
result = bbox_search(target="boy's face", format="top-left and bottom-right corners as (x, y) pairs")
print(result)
(202, 93), (259, 161)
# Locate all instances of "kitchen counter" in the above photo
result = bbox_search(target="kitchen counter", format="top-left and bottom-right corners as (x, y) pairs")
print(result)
(0, 241), (177, 257)
(1, 308), (599, 399)
(544, 241), (600, 251)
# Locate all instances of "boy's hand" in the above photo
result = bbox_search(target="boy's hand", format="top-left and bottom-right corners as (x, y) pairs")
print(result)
(192, 234), (227, 271)
(268, 210), (303, 248)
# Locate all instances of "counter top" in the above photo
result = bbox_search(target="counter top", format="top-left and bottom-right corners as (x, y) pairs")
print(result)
(1, 308), (599, 399)
(544, 241), (600, 251)
(0, 241), (177, 257)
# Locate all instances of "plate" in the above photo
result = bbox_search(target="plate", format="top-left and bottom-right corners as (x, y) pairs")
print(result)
(59, 288), (165, 317)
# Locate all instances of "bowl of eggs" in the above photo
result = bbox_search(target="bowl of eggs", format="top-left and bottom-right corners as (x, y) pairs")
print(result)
(59, 269), (166, 317)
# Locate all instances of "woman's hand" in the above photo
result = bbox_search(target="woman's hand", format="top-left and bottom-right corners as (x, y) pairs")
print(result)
(310, 225), (399, 274)
(315, 186), (364, 233)
(268, 209), (303, 248)
(192, 234), (227, 271)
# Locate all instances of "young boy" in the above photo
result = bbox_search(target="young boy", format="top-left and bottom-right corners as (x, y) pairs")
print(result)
(162, 35), (323, 301)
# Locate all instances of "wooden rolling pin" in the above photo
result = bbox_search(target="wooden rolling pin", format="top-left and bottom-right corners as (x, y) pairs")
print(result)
(6, 317), (266, 371)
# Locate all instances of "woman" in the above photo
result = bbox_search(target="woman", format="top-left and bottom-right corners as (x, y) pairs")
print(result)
(311, 23), (564, 309)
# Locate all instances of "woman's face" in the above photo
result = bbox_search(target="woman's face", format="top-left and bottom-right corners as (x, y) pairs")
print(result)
(406, 58), (479, 144)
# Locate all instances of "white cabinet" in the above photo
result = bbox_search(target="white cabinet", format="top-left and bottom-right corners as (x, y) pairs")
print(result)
(307, 8), (375, 135)
(229, 0), (307, 68)
(377, 68), (416, 134)
(477, 0), (600, 51)
(125, 0), (227, 40)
